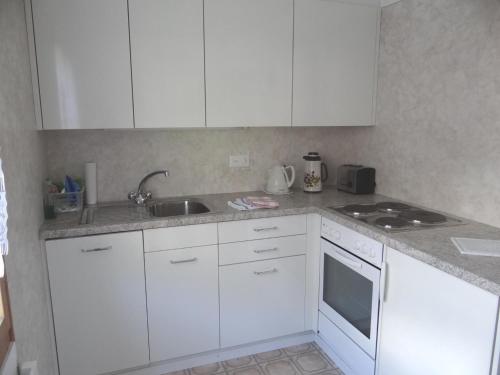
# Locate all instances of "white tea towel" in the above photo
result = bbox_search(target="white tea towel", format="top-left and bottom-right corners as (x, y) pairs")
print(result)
(0, 159), (8, 256)
(451, 237), (500, 257)
(228, 196), (279, 211)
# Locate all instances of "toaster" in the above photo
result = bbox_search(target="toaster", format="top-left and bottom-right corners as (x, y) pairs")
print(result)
(337, 165), (376, 194)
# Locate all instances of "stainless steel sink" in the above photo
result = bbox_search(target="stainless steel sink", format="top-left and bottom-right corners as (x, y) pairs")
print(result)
(149, 200), (210, 217)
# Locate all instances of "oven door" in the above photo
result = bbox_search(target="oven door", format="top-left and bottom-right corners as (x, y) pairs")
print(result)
(319, 239), (380, 358)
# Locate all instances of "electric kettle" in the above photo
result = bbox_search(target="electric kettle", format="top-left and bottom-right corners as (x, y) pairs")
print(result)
(265, 165), (295, 195)
(303, 152), (328, 193)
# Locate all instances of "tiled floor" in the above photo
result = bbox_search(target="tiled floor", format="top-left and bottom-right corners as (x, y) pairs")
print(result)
(164, 342), (344, 375)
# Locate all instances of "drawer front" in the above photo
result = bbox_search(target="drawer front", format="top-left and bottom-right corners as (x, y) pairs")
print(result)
(146, 246), (219, 362)
(219, 235), (306, 265)
(144, 223), (217, 252)
(219, 255), (306, 347)
(218, 215), (306, 243)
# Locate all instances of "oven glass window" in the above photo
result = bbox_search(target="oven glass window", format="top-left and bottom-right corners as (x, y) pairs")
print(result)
(323, 252), (373, 338)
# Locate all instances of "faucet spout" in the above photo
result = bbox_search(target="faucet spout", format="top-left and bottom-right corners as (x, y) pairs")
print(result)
(128, 170), (169, 205)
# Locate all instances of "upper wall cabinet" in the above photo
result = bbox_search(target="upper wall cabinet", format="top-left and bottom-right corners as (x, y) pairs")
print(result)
(129, 0), (206, 128)
(204, 0), (293, 127)
(31, 0), (134, 129)
(293, 0), (380, 127)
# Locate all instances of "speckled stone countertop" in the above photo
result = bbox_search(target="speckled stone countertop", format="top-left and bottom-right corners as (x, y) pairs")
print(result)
(41, 187), (500, 296)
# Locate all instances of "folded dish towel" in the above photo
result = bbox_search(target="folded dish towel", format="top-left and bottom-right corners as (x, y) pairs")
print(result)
(228, 196), (280, 211)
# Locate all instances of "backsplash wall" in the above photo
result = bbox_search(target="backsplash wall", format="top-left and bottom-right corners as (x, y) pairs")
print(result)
(342, 0), (500, 227)
(45, 127), (353, 202)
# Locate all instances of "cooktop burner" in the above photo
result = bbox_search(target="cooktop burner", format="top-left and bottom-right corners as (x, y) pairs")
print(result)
(375, 217), (409, 230)
(375, 202), (412, 212)
(398, 210), (447, 224)
(341, 204), (378, 216)
(331, 201), (462, 232)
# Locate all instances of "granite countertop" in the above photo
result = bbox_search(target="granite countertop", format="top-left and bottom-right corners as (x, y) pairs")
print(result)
(40, 187), (500, 296)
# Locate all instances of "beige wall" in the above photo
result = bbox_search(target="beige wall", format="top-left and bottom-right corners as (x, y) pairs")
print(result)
(0, 0), (56, 374)
(45, 127), (353, 202)
(339, 0), (500, 228)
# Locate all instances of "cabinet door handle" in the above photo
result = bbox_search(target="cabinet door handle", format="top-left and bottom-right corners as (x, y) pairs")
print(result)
(253, 247), (279, 254)
(170, 257), (198, 264)
(81, 246), (112, 253)
(253, 226), (278, 232)
(254, 268), (278, 276)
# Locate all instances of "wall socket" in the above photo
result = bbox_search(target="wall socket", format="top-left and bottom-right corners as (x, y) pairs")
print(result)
(229, 153), (250, 168)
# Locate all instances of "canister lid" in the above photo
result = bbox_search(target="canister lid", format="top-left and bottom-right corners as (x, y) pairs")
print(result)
(303, 152), (321, 161)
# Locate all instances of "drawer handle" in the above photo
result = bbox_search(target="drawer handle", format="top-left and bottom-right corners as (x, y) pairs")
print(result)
(253, 226), (278, 232)
(81, 246), (112, 253)
(254, 268), (278, 276)
(253, 247), (279, 254)
(170, 257), (198, 264)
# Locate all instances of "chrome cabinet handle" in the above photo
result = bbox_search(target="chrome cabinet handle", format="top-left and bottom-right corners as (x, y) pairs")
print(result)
(170, 257), (198, 264)
(253, 247), (279, 254)
(254, 268), (278, 276)
(253, 226), (278, 232)
(81, 246), (112, 253)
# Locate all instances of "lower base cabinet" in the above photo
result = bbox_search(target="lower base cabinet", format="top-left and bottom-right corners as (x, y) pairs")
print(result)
(46, 232), (149, 375)
(146, 245), (220, 362)
(219, 255), (306, 347)
(378, 248), (499, 375)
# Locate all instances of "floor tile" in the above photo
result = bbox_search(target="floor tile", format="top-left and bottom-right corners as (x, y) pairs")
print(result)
(223, 356), (257, 370)
(253, 349), (287, 363)
(227, 365), (265, 375)
(292, 351), (333, 374)
(260, 359), (300, 375)
(189, 362), (225, 375)
(163, 370), (189, 375)
(283, 343), (316, 356)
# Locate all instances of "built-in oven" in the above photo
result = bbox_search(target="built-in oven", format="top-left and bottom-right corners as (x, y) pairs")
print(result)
(319, 217), (384, 372)
(320, 238), (380, 358)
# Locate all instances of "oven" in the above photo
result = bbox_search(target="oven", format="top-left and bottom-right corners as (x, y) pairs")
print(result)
(320, 238), (380, 358)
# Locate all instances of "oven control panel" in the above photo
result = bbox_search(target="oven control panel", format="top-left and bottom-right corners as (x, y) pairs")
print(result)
(321, 217), (383, 267)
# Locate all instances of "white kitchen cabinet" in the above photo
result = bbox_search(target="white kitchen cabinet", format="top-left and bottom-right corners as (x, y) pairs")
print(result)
(145, 245), (220, 362)
(31, 0), (133, 129)
(219, 255), (306, 347)
(129, 0), (206, 128)
(205, 0), (293, 127)
(46, 232), (149, 375)
(293, 0), (380, 126)
(377, 248), (499, 375)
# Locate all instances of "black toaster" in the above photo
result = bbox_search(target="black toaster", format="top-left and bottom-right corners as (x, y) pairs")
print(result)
(337, 165), (376, 194)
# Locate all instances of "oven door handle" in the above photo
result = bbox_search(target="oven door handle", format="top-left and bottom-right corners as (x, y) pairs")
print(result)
(333, 250), (362, 269)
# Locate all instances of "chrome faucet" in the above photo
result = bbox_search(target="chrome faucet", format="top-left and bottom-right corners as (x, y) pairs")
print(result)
(128, 170), (169, 205)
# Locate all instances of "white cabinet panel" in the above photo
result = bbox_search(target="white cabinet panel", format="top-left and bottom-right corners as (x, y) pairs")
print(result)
(293, 0), (379, 126)
(220, 256), (306, 347)
(143, 223), (218, 252)
(205, 0), (293, 127)
(46, 232), (148, 375)
(129, 0), (205, 128)
(146, 246), (219, 362)
(218, 215), (307, 244)
(377, 248), (498, 375)
(32, 0), (133, 129)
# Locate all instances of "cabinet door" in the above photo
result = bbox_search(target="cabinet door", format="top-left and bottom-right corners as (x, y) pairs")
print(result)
(146, 246), (219, 362)
(220, 256), (306, 347)
(46, 232), (148, 375)
(293, 0), (379, 126)
(377, 248), (498, 375)
(129, 0), (205, 128)
(32, 0), (133, 129)
(205, 0), (293, 127)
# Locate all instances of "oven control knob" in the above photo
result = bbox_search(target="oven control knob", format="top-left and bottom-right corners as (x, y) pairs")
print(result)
(333, 230), (341, 241)
(355, 241), (362, 251)
(370, 249), (376, 258)
(361, 244), (369, 255)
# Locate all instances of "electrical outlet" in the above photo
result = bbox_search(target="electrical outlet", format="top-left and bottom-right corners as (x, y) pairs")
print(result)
(229, 153), (250, 168)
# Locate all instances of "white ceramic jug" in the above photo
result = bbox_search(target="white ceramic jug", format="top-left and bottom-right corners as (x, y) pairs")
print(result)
(265, 165), (295, 195)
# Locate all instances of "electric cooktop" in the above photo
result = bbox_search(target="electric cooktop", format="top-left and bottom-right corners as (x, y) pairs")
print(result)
(331, 201), (463, 232)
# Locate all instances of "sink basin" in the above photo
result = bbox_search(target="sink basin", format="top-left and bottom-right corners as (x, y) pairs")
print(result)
(149, 200), (210, 217)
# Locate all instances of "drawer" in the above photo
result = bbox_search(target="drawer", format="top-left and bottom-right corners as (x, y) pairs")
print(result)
(219, 235), (306, 265)
(143, 223), (217, 252)
(218, 215), (306, 243)
(219, 255), (306, 347)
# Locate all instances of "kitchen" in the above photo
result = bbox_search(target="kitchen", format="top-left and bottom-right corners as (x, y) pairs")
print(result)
(0, 0), (500, 374)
